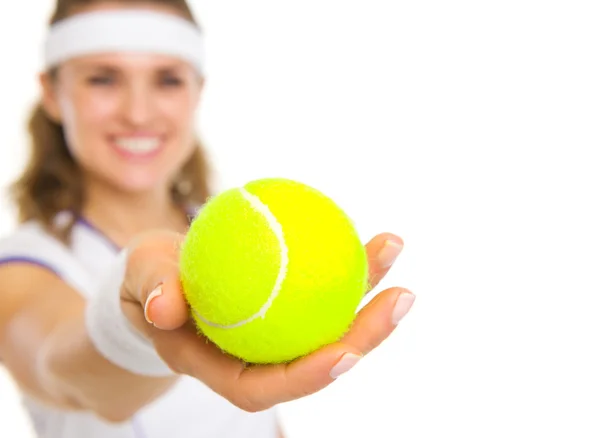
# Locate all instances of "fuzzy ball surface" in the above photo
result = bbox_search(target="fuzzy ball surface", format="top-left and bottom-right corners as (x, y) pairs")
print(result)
(180, 178), (368, 364)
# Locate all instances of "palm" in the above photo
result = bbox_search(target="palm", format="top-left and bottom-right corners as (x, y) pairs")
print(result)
(135, 232), (414, 412)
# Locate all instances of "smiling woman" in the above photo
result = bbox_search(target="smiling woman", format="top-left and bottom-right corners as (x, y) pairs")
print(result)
(14, 1), (211, 244)
(0, 1), (414, 438)
(39, 50), (203, 216)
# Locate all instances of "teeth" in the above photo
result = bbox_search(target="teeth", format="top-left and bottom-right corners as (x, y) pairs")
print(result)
(115, 138), (160, 154)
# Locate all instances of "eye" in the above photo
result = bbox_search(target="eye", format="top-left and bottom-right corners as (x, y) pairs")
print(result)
(158, 72), (184, 87)
(87, 75), (116, 86)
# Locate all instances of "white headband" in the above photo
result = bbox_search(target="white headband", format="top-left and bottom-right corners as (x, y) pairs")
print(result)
(44, 9), (205, 75)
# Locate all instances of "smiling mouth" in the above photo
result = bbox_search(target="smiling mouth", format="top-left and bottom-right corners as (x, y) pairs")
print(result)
(112, 137), (162, 156)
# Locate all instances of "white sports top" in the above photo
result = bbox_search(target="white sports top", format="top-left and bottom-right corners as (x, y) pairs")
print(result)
(0, 216), (279, 438)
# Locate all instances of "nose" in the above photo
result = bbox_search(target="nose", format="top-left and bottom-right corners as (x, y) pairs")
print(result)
(120, 81), (155, 127)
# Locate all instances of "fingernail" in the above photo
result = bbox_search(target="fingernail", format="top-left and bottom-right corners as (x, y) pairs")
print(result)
(392, 292), (415, 325)
(377, 240), (403, 269)
(329, 353), (362, 379)
(144, 285), (163, 324)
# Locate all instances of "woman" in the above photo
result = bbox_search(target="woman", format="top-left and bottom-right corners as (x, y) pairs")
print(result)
(0, 0), (415, 437)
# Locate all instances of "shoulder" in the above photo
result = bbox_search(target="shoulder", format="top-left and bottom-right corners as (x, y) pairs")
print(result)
(0, 220), (65, 261)
(0, 217), (95, 297)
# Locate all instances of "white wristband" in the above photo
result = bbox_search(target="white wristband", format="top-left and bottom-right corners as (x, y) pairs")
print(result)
(85, 249), (175, 377)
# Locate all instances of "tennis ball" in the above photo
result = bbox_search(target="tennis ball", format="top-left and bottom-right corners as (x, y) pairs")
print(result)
(179, 178), (368, 364)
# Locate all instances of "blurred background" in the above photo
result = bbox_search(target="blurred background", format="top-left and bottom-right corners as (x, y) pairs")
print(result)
(1, 1), (600, 437)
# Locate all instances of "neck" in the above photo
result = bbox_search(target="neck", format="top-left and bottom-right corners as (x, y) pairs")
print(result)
(81, 178), (189, 248)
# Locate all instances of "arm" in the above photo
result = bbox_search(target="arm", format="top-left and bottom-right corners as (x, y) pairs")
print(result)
(1, 229), (414, 422)
(0, 263), (177, 423)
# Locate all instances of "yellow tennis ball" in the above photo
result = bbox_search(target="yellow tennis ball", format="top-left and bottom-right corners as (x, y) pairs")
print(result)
(179, 178), (368, 364)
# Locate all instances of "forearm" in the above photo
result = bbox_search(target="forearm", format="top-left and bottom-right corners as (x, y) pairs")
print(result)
(0, 266), (177, 423)
(39, 309), (177, 422)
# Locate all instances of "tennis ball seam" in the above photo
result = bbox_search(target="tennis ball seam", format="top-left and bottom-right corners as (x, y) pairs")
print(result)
(191, 187), (289, 329)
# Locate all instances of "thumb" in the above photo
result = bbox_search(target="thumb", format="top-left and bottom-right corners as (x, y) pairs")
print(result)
(137, 256), (190, 331)
(122, 231), (191, 332)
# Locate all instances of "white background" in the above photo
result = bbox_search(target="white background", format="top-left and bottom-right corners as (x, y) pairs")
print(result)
(1, 1), (600, 437)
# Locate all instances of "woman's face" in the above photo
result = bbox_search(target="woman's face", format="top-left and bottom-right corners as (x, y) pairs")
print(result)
(41, 7), (203, 195)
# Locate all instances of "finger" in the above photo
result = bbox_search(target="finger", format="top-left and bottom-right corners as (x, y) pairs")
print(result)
(365, 233), (404, 293)
(234, 343), (362, 411)
(341, 287), (415, 354)
(137, 257), (190, 331)
(122, 232), (190, 331)
(232, 286), (413, 412)
(152, 286), (414, 412)
(233, 238), (410, 409)
(150, 321), (363, 412)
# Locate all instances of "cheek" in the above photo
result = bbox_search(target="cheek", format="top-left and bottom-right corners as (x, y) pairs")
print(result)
(161, 91), (198, 133)
(58, 92), (117, 153)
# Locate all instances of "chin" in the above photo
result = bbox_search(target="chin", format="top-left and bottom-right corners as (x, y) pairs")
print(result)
(118, 178), (171, 194)
(98, 170), (171, 195)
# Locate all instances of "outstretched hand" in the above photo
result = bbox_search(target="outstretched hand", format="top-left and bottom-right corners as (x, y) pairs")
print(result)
(120, 230), (415, 412)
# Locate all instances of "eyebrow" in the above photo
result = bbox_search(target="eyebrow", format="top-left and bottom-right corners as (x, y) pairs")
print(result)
(156, 65), (187, 75)
(76, 63), (119, 74)
(76, 61), (188, 74)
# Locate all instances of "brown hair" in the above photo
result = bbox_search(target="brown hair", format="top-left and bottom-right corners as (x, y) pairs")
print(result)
(9, 0), (211, 244)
